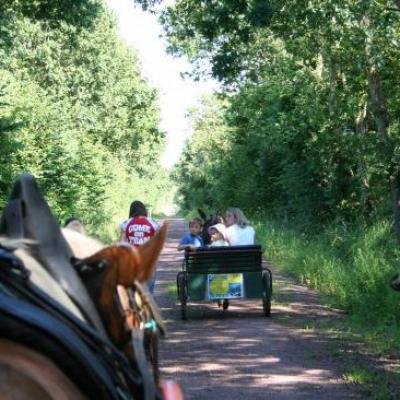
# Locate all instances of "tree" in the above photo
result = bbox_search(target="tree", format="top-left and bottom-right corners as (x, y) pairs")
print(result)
(160, 0), (400, 233)
(0, 0), (169, 239)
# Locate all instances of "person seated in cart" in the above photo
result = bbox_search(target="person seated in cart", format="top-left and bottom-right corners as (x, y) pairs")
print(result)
(207, 223), (229, 309)
(177, 217), (205, 251)
(224, 207), (255, 246)
(219, 207), (256, 310)
(208, 223), (228, 247)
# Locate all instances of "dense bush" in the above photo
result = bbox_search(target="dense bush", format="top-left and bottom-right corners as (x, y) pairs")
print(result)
(256, 217), (400, 326)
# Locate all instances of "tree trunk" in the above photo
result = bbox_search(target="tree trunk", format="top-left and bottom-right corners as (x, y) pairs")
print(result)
(364, 19), (400, 241)
(328, 56), (337, 119)
(355, 101), (373, 215)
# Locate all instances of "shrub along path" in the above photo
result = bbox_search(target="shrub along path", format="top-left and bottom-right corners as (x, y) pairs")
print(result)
(155, 218), (364, 399)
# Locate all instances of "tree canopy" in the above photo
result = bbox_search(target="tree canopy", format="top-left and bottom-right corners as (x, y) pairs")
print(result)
(0, 0), (170, 239)
(143, 0), (400, 237)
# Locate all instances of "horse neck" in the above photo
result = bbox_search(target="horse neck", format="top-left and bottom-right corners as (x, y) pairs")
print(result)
(81, 266), (127, 347)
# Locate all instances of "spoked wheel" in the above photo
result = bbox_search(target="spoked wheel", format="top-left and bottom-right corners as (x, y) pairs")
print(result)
(262, 271), (272, 317)
(177, 273), (188, 320)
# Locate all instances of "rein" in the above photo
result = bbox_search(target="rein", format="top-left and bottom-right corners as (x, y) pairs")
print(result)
(116, 282), (165, 399)
(116, 281), (165, 345)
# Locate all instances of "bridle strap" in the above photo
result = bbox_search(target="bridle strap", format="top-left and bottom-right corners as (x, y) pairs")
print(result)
(117, 285), (156, 400)
(117, 285), (138, 330)
(133, 282), (165, 336)
(131, 329), (155, 400)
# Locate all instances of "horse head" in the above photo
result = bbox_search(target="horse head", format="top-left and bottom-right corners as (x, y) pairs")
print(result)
(70, 223), (168, 382)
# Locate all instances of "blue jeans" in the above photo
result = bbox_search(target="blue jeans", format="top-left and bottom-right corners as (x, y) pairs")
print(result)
(148, 271), (157, 294)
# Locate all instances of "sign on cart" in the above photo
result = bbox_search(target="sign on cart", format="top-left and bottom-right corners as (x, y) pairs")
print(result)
(207, 273), (244, 299)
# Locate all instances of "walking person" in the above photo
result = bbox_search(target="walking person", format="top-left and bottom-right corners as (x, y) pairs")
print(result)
(120, 200), (160, 293)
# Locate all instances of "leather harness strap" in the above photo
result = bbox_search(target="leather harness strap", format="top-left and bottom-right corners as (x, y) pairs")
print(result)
(0, 249), (160, 400)
(0, 174), (106, 335)
(131, 329), (155, 400)
(4, 199), (24, 238)
(132, 282), (166, 337)
(117, 285), (157, 400)
(117, 285), (139, 330)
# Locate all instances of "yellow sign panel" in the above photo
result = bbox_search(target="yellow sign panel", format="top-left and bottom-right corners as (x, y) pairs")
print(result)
(207, 273), (244, 299)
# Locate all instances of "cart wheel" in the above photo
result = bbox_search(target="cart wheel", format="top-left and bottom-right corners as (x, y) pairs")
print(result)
(262, 272), (272, 317)
(177, 273), (188, 320)
(222, 299), (229, 310)
(181, 299), (187, 320)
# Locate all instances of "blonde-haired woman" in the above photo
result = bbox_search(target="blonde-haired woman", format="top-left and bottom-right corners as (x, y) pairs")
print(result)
(224, 207), (255, 245)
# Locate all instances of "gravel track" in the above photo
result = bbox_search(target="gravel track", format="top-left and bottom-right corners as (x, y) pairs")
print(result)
(154, 219), (360, 400)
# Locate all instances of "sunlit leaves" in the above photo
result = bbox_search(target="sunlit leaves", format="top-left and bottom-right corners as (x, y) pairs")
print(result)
(169, 0), (400, 226)
(0, 0), (168, 240)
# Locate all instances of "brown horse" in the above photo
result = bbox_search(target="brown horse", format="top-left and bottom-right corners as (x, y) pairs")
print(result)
(0, 339), (86, 399)
(64, 222), (184, 398)
(0, 226), (183, 400)
(70, 223), (169, 384)
(0, 174), (183, 399)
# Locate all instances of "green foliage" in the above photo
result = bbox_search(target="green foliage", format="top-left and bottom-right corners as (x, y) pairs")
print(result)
(146, 0), (400, 365)
(132, 0), (400, 355)
(159, 0), (273, 83)
(0, 0), (171, 241)
(1, 0), (103, 28)
(165, 0), (400, 225)
(172, 95), (233, 213)
(257, 217), (400, 326)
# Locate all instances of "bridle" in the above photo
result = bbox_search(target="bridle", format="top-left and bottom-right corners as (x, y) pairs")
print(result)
(116, 282), (165, 399)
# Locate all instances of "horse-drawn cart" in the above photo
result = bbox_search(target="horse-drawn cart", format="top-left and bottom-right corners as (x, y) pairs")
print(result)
(176, 245), (272, 319)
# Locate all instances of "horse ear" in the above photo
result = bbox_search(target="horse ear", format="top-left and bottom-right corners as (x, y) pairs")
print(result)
(135, 222), (169, 282)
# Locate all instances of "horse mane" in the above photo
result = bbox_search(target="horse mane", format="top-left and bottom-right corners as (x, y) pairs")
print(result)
(198, 208), (207, 222)
(391, 273), (400, 291)
(61, 227), (104, 260)
(197, 210), (218, 245)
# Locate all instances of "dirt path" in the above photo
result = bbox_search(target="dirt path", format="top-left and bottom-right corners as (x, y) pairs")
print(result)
(154, 219), (361, 399)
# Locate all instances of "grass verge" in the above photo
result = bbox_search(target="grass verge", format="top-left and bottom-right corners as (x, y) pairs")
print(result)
(255, 216), (400, 397)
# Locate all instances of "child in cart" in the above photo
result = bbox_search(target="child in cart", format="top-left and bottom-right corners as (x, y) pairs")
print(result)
(207, 223), (229, 309)
(208, 223), (228, 247)
(177, 218), (204, 251)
